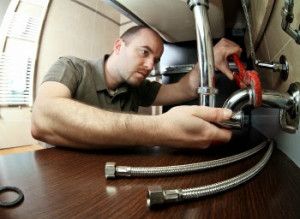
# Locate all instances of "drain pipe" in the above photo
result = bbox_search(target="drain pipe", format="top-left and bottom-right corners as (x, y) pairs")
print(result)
(188, 0), (217, 107)
(221, 82), (300, 132)
(188, 0), (244, 128)
(223, 87), (254, 110)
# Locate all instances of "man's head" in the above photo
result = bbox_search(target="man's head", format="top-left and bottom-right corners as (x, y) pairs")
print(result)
(110, 26), (164, 87)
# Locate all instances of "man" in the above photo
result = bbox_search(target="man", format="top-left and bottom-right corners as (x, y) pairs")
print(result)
(31, 26), (241, 149)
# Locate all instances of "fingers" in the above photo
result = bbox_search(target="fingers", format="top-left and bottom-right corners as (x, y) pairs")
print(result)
(217, 63), (234, 80)
(191, 106), (233, 122)
(220, 38), (242, 56)
(225, 42), (242, 56)
(200, 110), (233, 144)
(199, 117), (233, 146)
(165, 105), (233, 148)
(214, 38), (242, 80)
(209, 125), (232, 142)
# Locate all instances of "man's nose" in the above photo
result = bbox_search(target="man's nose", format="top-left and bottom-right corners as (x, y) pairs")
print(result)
(144, 58), (155, 70)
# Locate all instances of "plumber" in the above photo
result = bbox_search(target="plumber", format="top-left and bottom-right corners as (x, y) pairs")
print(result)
(31, 25), (241, 149)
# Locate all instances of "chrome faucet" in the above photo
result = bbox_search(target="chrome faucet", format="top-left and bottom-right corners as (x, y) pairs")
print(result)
(187, 0), (217, 107)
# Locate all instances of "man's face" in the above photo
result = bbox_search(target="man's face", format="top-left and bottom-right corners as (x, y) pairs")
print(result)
(116, 29), (164, 86)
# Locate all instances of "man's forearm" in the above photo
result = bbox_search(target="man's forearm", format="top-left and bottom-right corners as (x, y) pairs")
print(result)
(31, 98), (162, 149)
(178, 70), (199, 99)
(153, 71), (198, 106)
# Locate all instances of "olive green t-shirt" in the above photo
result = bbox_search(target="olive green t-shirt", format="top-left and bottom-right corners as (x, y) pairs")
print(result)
(42, 56), (161, 112)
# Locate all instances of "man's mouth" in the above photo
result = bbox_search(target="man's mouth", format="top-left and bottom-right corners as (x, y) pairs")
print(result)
(137, 71), (148, 77)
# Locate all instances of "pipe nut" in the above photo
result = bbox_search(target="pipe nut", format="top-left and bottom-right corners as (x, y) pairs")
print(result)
(147, 186), (165, 207)
(105, 162), (116, 179)
(198, 87), (218, 95)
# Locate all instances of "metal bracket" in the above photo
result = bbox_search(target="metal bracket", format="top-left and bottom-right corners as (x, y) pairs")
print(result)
(279, 82), (300, 133)
(281, 0), (300, 44)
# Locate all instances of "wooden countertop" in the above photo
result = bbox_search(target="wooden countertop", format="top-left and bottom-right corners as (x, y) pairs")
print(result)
(0, 129), (299, 218)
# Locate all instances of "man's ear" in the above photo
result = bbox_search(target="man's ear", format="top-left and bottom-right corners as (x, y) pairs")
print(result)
(113, 39), (124, 54)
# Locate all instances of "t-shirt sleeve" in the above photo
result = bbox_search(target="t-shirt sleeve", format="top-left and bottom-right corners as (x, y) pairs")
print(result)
(42, 57), (81, 96)
(136, 79), (162, 107)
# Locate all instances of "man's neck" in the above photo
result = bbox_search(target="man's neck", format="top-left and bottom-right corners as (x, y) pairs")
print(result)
(104, 55), (122, 90)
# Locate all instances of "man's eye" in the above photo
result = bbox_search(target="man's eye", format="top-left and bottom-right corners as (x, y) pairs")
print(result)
(139, 49), (149, 56)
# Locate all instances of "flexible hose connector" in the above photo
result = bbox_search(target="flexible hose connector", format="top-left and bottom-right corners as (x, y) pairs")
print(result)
(105, 141), (267, 178)
(147, 140), (273, 207)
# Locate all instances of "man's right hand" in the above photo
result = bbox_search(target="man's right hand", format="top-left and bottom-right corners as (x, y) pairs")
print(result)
(158, 105), (233, 149)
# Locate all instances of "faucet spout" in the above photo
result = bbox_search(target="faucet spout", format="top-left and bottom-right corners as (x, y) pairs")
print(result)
(187, 0), (217, 107)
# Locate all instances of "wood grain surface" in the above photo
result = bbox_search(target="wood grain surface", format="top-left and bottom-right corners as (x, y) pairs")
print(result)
(0, 129), (299, 219)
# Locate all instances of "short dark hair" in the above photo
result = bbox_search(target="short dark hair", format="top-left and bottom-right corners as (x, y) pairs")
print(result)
(120, 25), (162, 44)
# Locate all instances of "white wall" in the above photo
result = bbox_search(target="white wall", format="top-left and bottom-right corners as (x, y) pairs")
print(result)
(36, 0), (121, 87)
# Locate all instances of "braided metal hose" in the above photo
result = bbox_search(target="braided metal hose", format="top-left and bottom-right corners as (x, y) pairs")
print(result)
(147, 140), (273, 207)
(105, 141), (267, 178)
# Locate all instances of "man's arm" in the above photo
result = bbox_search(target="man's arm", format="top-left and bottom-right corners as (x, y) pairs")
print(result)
(31, 81), (233, 149)
(153, 38), (242, 106)
(31, 81), (160, 148)
(152, 64), (199, 106)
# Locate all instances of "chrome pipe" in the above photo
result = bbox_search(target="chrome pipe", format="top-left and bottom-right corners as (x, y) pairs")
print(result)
(281, 0), (300, 44)
(223, 87), (253, 110)
(223, 88), (294, 111)
(262, 90), (294, 109)
(188, 0), (217, 107)
(221, 83), (300, 132)
(216, 111), (247, 129)
(219, 88), (253, 129)
(256, 61), (284, 72)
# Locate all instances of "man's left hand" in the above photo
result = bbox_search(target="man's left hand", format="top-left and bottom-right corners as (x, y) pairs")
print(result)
(213, 38), (242, 80)
(190, 38), (242, 81)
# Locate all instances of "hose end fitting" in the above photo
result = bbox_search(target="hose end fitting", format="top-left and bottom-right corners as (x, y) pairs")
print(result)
(147, 186), (165, 207)
(105, 162), (116, 178)
(147, 186), (181, 207)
